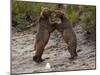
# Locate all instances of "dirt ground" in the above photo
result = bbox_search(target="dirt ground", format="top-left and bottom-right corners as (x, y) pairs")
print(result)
(11, 25), (96, 74)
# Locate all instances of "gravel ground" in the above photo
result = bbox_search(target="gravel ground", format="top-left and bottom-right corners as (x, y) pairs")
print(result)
(11, 25), (96, 74)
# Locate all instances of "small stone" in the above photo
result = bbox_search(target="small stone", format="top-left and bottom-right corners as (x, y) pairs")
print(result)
(45, 63), (51, 69)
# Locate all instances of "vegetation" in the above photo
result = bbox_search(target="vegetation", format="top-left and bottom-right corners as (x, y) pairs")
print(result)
(12, 0), (57, 29)
(12, 0), (96, 36)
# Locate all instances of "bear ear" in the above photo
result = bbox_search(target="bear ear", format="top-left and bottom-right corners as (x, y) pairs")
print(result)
(40, 7), (44, 11)
(40, 7), (52, 18)
(41, 7), (49, 12)
(40, 7), (48, 17)
(40, 7), (45, 17)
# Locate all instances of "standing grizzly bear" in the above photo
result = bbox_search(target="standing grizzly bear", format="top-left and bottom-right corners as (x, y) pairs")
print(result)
(33, 8), (77, 63)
